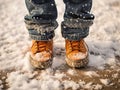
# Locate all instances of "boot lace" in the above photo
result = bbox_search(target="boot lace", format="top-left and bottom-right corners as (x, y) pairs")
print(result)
(70, 40), (85, 52)
(32, 41), (47, 54)
(70, 41), (80, 51)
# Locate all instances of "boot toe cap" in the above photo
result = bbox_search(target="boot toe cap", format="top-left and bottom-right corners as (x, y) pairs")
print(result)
(67, 51), (88, 61)
(31, 51), (52, 62)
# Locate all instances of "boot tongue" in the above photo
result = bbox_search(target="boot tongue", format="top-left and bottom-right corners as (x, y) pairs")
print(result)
(71, 41), (80, 51)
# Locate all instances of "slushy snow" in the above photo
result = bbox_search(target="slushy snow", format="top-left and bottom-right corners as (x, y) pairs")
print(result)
(0, 80), (3, 90)
(0, 0), (120, 90)
(100, 79), (111, 86)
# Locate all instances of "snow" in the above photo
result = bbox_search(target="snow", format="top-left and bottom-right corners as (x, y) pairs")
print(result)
(30, 51), (51, 62)
(100, 79), (111, 86)
(0, 0), (120, 90)
(119, 79), (120, 83)
(0, 80), (3, 90)
(0, 85), (3, 90)
(94, 84), (103, 90)
(63, 80), (80, 90)
(6, 69), (105, 90)
(112, 73), (118, 78)
(7, 69), (66, 90)
(21, 53), (34, 72)
(71, 52), (88, 60)
(0, 0), (119, 71)
(84, 71), (99, 77)
(78, 80), (103, 90)
(0, 80), (2, 85)
(89, 55), (106, 70)
(67, 69), (77, 75)
(84, 82), (93, 89)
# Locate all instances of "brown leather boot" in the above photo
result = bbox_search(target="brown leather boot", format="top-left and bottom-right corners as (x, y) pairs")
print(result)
(65, 39), (89, 68)
(29, 40), (53, 69)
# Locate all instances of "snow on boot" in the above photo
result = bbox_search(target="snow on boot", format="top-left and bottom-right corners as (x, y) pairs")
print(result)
(65, 39), (89, 68)
(29, 40), (53, 69)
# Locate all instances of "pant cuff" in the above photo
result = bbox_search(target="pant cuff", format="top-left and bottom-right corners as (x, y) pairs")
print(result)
(61, 19), (93, 41)
(61, 24), (89, 40)
(29, 32), (55, 41)
(25, 18), (58, 41)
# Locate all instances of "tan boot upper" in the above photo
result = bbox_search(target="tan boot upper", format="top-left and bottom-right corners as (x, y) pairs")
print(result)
(30, 40), (53, 62)
(66, 39), (88, 61)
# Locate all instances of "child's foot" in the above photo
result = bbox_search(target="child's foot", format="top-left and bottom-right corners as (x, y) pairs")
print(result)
(65, 39), (89, 68)
(29, 40), (53, 69)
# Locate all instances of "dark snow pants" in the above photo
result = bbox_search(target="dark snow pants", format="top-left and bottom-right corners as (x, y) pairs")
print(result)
(24, 0), (94, 41)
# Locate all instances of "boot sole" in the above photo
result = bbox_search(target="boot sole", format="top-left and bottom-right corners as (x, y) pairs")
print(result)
(29, 55), (53, 69)
(66, 55), (89, 68)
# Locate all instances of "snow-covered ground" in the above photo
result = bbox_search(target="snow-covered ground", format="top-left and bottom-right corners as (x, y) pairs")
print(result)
(0, 0), (120, 90)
